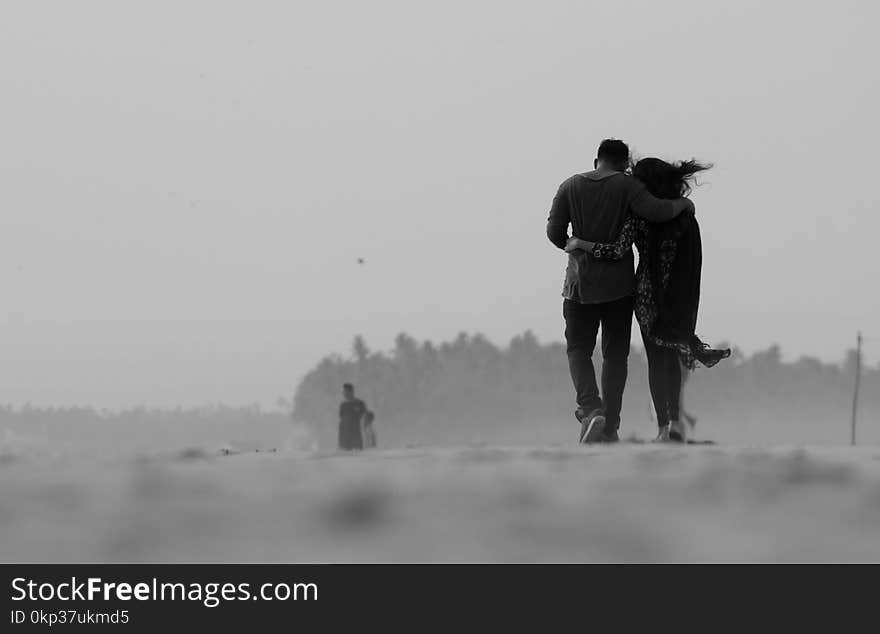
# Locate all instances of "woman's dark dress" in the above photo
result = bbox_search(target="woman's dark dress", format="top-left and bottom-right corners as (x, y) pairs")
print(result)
(589, 211), (730, 427)
(590, 210), (729, 369)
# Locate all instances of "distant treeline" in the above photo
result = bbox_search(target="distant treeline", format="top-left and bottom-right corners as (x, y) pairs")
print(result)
(2, 337), (874, 450)
(294, 333), (879, 446)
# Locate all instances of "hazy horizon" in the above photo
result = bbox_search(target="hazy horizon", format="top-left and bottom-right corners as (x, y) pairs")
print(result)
(2, 1), (878, 409)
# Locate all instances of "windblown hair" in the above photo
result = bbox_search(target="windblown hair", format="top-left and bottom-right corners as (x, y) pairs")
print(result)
(632, 157), (712, 200)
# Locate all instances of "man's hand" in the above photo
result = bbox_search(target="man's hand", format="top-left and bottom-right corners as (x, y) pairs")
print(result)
(679, 197), (696, 216)
(665, 197), (696, 221)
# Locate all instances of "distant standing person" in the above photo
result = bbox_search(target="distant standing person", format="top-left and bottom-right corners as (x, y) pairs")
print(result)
(338, 383), (372, 451)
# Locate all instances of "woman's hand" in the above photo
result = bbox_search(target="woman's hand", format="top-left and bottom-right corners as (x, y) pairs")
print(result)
(565, 237), (592, 253)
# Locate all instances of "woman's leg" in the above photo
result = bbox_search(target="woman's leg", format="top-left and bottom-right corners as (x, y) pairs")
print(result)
(678, 361), (698, 428)
(641, 333), (670, 428)
(666, 350), (682, 423)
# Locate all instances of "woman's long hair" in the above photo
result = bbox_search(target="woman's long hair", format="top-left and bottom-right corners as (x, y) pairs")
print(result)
(631, 157), (712, 200)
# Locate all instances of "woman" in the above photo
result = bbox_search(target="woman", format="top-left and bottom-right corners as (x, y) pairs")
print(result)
(565, 158), (730, 442)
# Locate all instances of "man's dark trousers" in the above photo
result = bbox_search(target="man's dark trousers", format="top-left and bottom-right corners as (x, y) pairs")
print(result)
(563, 295), (634, 432)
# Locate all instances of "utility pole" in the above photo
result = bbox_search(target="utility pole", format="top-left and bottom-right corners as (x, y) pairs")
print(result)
(850, 332), (862, 447)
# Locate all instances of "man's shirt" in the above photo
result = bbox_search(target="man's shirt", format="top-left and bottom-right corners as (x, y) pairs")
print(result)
(339, 398), (368, 427)
(546, 169), (679, 304)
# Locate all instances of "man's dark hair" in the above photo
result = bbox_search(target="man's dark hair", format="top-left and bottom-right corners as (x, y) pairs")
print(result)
(342, 383), (354, 391)
(596, 139), (630, 167)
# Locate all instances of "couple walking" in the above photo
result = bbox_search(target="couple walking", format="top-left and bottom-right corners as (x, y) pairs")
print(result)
(547, 139), (729, 444)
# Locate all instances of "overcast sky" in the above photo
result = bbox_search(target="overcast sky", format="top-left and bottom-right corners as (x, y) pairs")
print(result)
(2, 0), (877, 408)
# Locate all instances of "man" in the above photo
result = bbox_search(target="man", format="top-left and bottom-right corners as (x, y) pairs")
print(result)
(546, 139), (694, 443)
(338, 383), (373, 451)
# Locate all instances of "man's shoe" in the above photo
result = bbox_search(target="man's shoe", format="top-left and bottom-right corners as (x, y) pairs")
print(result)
(653, 425), (672, 443)
(668, 419), (688, 443)
(600, 429), (620, 444)
(576, 408), (606, 444)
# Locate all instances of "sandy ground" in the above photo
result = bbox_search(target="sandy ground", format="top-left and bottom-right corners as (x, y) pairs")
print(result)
(2, 440), (880, 562)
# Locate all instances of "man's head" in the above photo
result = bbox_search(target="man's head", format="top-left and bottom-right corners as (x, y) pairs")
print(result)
(342, 383), (355, 401)
(594, 138), (630, 172)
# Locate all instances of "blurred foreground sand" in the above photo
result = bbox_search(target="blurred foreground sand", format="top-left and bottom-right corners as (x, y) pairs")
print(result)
(2, 442), (880, 562)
